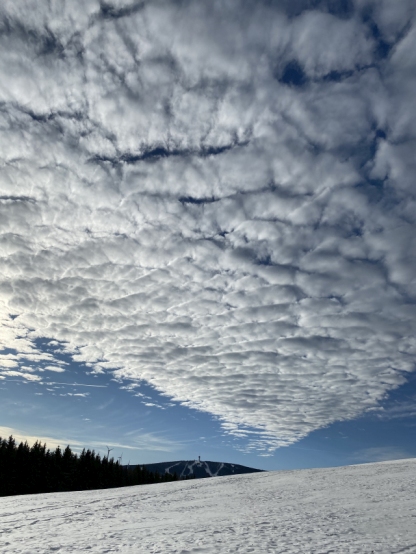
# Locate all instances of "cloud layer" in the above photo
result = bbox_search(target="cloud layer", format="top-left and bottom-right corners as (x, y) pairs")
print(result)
(0, 0), (415, 452)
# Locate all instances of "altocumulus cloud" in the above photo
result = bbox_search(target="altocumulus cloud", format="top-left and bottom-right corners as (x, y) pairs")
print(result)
(0, 0), (415, 452)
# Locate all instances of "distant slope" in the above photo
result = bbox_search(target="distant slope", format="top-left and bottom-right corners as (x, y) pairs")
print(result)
(132, 460), (264, 479)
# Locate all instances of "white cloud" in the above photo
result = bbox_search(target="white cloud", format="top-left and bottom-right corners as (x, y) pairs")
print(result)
(353, 447), (415, 463)
(0, 426), (82, 450)
(0, 370), (42, 382)
(0, 0), (415, 452)
(0, 424), (181, 456)
(43, 365), (66, 373)
(374, 398), (416, 420)
(60, 392), (90, 397)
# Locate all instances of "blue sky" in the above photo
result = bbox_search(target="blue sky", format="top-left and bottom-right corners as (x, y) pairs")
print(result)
(1, 341), (415, 471)
(0, 0), (415, 471)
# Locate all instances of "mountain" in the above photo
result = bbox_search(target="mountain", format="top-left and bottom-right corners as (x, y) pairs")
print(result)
(130, 459), (264, 479)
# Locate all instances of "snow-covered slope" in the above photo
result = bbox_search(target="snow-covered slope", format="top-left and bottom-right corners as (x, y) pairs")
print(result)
(1, 459), (416, 553)
(137, 459), (263, 478)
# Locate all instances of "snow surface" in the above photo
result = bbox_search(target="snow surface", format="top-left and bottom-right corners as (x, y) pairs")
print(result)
(1, 459), (416, 553)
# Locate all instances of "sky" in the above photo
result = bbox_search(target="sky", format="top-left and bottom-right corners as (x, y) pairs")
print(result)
(0, 0), (415, 472)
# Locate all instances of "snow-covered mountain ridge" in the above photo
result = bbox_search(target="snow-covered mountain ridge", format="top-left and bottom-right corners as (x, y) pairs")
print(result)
(133, 459), (264, 479)
(1, 458), (416, 553)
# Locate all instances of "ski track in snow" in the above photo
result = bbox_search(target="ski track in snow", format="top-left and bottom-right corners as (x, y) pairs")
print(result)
(165, 461), (182, 476)
(165, 460), (226, 478)
(1, 459), (416, 553)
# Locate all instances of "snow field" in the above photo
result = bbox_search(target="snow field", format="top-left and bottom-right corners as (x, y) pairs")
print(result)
(1, 459), (416, 553)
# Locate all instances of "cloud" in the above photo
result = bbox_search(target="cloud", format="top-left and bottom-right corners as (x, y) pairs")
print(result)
(353, 447), (415, 463)
(48, 382), (108, 387)
(60, 392), (90, 397)
(43, 365), (66, 373)
(0, 370), (42, 382)
(373, 397), (416, 420)
(0, 0), (415, 452)
(0, 426), (83, 450)
(0, 425), (182, 455)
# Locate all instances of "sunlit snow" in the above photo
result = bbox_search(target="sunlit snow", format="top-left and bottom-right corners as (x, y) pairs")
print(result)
(1, 459), (416, 553)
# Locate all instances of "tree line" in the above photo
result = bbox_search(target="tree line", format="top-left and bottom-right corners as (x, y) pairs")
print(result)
(0, 435), (180, 497)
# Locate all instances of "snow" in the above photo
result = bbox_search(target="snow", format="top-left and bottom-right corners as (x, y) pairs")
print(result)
(202, 461), (224, 477)
(1, 459), (416, 553)
(151, 459), (246, 479)
(163, 459), (219, 478)
(165, 460), (183, 475)
(182, 459), (225, 477)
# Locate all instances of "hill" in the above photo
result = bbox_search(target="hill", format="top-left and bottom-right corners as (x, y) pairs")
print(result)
(1, 458), (416, 552)
(133, 459), (264, 479)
